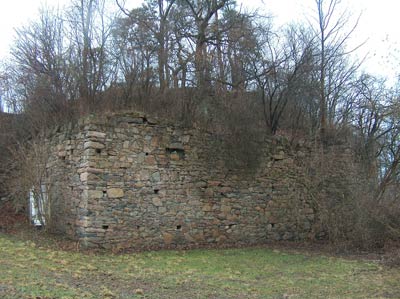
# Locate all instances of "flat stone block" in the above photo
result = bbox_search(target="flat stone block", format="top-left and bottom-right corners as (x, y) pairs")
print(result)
(87, 190), (103, 199)
(87, 131), (106, 139)
(107, 188), (124, 198)
(84, 141), (105, 149)
(163, 232), (173, 245)
(152, 197), (162, 207)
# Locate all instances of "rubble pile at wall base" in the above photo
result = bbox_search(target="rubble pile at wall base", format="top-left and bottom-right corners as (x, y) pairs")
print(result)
(44, 111), (342, 250)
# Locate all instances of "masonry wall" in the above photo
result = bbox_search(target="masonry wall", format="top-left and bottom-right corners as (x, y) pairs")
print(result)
(46, 112), (317, 250)
(45, 123), (88, 237)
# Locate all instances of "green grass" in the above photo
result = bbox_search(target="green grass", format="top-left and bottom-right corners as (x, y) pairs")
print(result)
(0, 233), (399, 298)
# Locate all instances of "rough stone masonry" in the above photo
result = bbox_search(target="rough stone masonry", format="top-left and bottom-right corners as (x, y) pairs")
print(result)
(45, 111), (317, 250)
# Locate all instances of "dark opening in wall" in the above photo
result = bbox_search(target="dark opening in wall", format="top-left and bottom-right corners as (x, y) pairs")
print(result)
(271, 223), (275, 228)
(154, 189), (159, 194)
(176, 225), (182, 230)
(103, 190), (107, 195)
(145, 152), (149, 156)
(166, 147), (185, 160)
(102, 225), (109, 230)
(96, 148), (102, 154)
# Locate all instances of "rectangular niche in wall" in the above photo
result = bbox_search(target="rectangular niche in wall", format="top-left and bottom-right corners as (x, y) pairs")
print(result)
(166, 143), (185, 160)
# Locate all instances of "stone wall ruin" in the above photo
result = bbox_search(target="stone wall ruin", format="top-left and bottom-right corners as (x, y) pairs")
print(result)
(45, 112), (318, 250)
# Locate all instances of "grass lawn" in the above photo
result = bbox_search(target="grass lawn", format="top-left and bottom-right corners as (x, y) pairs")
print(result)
(0, 233), (399, 299)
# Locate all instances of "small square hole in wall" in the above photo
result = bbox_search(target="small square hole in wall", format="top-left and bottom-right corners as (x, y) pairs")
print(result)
(154, 189), (159, 194)
(176, 225), (182, 230)
(145, 152), (149, 156)
(102, 225), (109, 230)
(96, 148), (102, 154)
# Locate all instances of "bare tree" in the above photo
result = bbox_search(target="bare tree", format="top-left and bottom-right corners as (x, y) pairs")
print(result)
(117, 0), (176, 92)
(112, 5), (158, 101)
(250, 24), (317, 134)
(11, 7), (74, 126)
(182, 0), (231, 91)
(346, 74), (400, 202)
(66, 0), (116, 110)
(313, 0), (361, 141)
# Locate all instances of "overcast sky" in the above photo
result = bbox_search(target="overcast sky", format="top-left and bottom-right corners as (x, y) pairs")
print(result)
(0, 0), (399, 81)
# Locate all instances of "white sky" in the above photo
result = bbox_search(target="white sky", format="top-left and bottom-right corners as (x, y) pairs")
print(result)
(0, 0), (399, 81)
